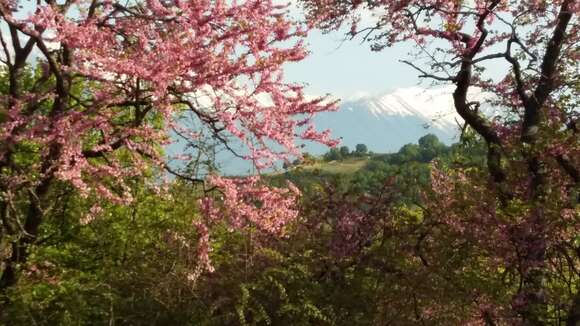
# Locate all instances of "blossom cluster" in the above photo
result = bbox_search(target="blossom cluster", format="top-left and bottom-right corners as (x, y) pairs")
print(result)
(0, 0), (337, 274)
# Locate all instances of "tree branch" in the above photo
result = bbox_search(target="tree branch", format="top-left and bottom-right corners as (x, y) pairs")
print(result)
(522, 0), (574, 142)
(401, 60), (456, 82)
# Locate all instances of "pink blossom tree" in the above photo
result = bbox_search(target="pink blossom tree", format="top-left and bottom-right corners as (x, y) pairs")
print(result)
(0, 0), (336, 291)
(302, 0), (578, 324)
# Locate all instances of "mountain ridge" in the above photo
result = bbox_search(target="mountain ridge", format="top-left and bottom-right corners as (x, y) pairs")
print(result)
(305, 85), (489, 154)
(202, 86), (493, 175)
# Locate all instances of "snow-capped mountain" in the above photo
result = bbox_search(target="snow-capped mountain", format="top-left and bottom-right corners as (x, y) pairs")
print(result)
(190, 86), (493, 175)
(306, 86), (490, 153)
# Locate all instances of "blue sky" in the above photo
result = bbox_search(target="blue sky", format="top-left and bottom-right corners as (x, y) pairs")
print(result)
(285, 29), (421, 100)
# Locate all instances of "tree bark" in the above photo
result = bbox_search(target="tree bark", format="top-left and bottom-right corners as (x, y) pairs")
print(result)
(568, 293), (580, 326)
(515, 2), (574, 324)
(0, 179), (51, 294)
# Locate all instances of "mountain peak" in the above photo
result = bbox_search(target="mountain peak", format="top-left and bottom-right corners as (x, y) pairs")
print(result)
(308, 86), (491, 154)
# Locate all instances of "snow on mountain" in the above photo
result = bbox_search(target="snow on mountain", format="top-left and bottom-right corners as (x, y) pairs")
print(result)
(306, 86), (491, 154)
(196, 86), (494, 175)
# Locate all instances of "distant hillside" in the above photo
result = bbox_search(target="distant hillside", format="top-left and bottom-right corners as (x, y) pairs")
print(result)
(286, 157), (369, 175)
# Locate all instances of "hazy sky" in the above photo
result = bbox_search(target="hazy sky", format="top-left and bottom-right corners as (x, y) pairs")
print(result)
(285, 28), (421, 100)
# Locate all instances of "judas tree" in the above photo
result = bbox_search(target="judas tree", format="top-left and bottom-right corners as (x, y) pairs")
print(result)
(302, 0), (578, 324)
(0, 0), (337, 292)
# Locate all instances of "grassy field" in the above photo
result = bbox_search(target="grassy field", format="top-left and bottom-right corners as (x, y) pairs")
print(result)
(292, 158), (369, 174)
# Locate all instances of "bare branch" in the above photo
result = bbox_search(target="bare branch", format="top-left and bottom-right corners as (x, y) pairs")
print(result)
(505, 38), (530, 106)
(401, 60), (456, 82)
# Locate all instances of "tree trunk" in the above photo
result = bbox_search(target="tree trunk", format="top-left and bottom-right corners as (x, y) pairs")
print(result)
(568, 293), (580, 326)
(515, 157), (549, 326)
(0, 181), (50, 294)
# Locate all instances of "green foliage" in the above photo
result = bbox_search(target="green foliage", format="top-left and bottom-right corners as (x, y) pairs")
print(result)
(323, 148), (342, 161)
(338, 146), (350, 157)
(1, 134), (452, 325)
(305, 135), (448, 202)
(323, 144), (370, 162)
(3, 132), (577, 325)
(354, 143), (368, 156)
(2, 179), (205, 325)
